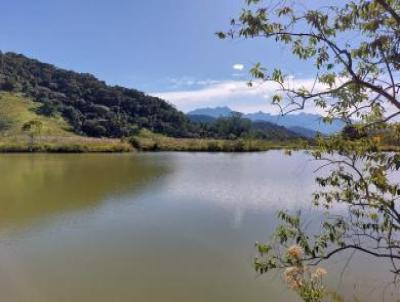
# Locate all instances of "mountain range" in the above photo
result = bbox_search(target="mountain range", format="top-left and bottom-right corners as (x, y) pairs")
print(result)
(187, 106), (345, 137)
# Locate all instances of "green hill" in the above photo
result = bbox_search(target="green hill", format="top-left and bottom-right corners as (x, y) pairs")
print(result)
(0, 51), (198, 138)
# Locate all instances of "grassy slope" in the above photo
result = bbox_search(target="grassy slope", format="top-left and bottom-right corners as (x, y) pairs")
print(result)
(0, 92), (133, 152)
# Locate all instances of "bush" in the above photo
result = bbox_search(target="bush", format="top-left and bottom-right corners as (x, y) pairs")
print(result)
(82, 120), (107, 137)
(129, 137), (142, 150)
(0, 114), (13, 132)
(207, 141), (221, 151)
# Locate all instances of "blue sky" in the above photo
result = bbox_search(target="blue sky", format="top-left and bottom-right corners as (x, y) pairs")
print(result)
(0, 0), (317, 113)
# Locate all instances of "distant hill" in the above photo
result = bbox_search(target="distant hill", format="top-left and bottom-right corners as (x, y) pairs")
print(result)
(0, 52), (198, 138)
(187, 114), (216, 124)
(250, 121), (302, 140)
(188, 106), (345, 135)
(187, 109), (320, 139)
(288, 126), (320, 138)
(245, 111), (344, 135)
(188, 106), (235, 118)
(187, 112), (304, 140)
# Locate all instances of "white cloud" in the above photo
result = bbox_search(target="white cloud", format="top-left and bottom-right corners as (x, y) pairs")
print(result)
(232, 64), (244, 71)
(167, 77), (221, 89)
(151, 77), (331, 114)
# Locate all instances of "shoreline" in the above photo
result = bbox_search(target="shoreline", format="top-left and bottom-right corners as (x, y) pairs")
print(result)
(0, 135), (397, 154)
(0, 136), (133, 153)
(0, 135), (309, 153)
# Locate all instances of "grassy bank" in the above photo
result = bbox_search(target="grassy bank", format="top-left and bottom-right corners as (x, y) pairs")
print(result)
(0, 134), (305, 153)
(130, 130), (309, 152)
(0, 135), (133, 153)
(129, 130), (400, 153)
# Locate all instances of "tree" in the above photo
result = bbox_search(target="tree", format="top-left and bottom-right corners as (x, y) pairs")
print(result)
(22, 120), (43, 149)
(0, 113), (12, 133)
(218, 0), (400, 299)
(211, 113), (253, 139)
(37, 101), (59, 117)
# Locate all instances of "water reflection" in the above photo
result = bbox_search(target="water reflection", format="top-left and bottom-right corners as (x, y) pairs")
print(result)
(160, 152), (317, 207)
(0, 153), (167, 229)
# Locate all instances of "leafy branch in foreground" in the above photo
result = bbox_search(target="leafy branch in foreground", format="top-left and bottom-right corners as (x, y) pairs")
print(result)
(255, 134), (400, 267)
(219, 0), (400, 300)
(218, 0), (399, 122)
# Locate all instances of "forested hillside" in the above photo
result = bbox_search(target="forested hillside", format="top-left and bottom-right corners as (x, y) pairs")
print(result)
(0, 52), (198, 138)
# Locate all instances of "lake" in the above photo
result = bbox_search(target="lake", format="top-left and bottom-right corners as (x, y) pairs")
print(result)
(0, 152), (397, 301)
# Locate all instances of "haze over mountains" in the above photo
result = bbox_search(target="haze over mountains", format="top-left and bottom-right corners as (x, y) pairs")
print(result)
(188, 106), (345, 136)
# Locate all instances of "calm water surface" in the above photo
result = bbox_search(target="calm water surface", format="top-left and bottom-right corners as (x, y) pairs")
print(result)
(0, 152), (397, 301)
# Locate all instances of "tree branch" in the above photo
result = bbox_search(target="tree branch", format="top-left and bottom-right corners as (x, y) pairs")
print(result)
(376, 0), (400, 25)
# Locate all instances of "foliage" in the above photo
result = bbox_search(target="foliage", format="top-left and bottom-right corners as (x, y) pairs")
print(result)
(22, 119), (43, 135)
(22, 119), (43, 147)
(218, 0), (399, 122)
(219, 0), (400, 299)
(0, 113), (12, 133)
(210, 112), (252, 139)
